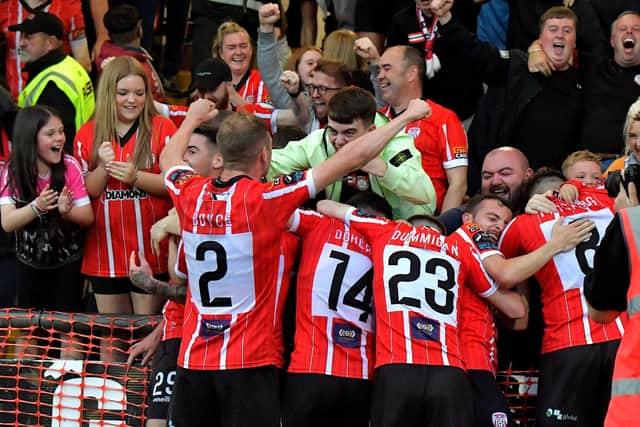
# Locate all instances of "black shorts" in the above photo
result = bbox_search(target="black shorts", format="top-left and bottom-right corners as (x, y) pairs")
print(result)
(370, 364), (473, 427)
(536, 340), (620, 427)
(467, 369), (514, 427)
(146, 338), (179, 420)
(88, 273), (169, 295)
(169, 365), (280, 427)
(16, 259), (85, 312)
(282, 373), (371, 427)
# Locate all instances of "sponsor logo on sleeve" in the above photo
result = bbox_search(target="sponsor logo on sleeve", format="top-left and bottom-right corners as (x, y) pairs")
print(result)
(389, 149), (413, 167)
(454, 146), (468, 159)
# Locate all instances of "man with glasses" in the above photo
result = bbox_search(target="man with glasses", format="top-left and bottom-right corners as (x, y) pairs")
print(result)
(269, 86), (437, 219)
(267, 59), (353, 134)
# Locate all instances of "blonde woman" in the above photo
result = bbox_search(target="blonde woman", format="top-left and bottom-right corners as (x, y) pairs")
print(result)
(323, 29), (373, 94)
(74, 56), (176, 360)
(212, 21), (270, 107)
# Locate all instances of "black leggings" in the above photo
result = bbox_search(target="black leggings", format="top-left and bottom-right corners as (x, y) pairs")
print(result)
(16, 258), (84, 312)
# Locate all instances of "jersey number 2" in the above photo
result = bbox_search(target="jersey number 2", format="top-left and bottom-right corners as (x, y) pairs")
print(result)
(196, 241), (232, 307)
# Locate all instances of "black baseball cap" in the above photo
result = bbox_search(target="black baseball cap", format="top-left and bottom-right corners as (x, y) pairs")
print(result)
(191, 58), (232, 91)
(8, 11), (63, 39)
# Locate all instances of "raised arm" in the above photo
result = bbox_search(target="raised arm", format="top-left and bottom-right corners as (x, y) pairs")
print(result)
(257, 3), (295, 109)
(159, 99), (219, 173)
(311, 99), (432, 192)
(316, 199), (354, 222)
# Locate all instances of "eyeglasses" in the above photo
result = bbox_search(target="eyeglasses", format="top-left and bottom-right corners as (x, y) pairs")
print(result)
(306, 84), (342, 96)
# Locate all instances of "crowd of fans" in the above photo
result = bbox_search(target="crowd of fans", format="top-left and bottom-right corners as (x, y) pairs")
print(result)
(0, 0), (638, 426)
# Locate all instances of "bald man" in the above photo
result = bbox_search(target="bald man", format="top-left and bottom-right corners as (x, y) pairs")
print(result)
(438, 146), (533, 234)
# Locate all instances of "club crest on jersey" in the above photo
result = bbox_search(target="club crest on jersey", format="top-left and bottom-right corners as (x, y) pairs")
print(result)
(410, 316), (439, 342)
(169, 169), (194, 185)
(407, 127), (421, 138)
(200, 319), (230, 338)
(332, 323), (361, 348)
(467, 224), (480, 233)
(491, 412), (508, 427)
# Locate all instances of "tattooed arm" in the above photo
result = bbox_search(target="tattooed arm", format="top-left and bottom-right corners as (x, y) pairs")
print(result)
(129, 251), (187, 304)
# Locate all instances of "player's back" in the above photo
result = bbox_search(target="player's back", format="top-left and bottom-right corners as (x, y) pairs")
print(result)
(499, 188), (624, 353)
(346, 213), (495, 369)
(165, 168), (314, 370)
(288, 209), (375, 379)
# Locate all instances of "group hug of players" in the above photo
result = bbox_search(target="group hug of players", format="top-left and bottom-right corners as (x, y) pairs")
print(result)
(129, 96), (619, 427)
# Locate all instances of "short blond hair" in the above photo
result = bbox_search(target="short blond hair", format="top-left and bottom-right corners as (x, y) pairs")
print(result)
(561, 150), (601, 177)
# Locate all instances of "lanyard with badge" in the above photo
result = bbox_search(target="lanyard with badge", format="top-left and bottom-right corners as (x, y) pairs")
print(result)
(416, 6), (441, 79)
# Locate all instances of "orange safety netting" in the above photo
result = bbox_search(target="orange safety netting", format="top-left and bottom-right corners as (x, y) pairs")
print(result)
(0, 308), (158, 426)
(0, 308), (540, 426)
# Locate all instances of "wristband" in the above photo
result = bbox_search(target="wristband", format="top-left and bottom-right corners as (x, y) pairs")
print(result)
(30, 200), (45, 219)
(290, 83), (303, 98)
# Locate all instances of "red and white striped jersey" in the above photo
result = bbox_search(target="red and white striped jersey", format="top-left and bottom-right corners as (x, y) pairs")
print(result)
(499, 187), (625, 354)
(160, 239), (187, 342)
(379, 100), (467, 211)
(274, 232), (300, 368)
(162, 103), (275, 134)
(0, 0), (85, 98)
(236, 69), (270, 105)
(73, 116), (176, 277)
(287, 209), (375, 379)
(345, 209), (497, 369)
(164, 167), (315, 370)
(454, 223), (503, 374)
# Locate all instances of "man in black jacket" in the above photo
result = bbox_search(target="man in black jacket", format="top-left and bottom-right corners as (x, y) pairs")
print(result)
(438, 6), (583, 193)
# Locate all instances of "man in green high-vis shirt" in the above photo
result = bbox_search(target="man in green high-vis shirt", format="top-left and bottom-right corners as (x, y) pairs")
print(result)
(11, 11), (94, 152)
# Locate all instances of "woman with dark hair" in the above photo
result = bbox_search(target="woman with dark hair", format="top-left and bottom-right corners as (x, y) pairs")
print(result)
(0, 105), (93, 325)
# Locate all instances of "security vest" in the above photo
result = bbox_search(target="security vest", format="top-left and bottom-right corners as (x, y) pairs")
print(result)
(17, 55), (94, 131)
(606, 206), (640, 426)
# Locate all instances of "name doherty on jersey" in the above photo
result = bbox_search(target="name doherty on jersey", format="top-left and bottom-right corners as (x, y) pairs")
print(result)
(334, 228), (371, 253)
